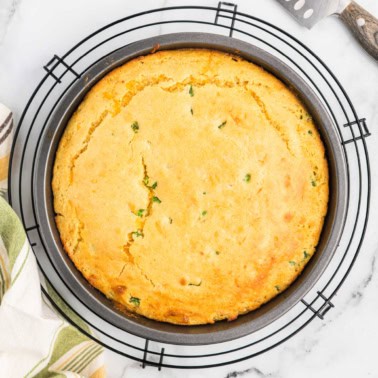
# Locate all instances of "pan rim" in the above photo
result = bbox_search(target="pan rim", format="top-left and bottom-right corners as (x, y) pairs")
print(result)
(33, 32), (347, 345)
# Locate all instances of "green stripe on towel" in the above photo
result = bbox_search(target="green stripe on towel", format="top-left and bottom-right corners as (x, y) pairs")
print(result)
(63, 343), (99, 371)
(77, 347), (103, 374)
(0, 198), (26, 270)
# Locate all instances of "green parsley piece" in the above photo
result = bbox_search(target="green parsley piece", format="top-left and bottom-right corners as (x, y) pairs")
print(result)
(215, 251), (220, 255)
(275, 285), (280, 292)
(131, 230), (143, 239)
(304, 251), (310, 259)
(136, 209), (145, 217)
(308, 130), (313, 135)
(300, 115), (303, 120)
(169, 217), (173, 224)
(289, 260), (296, 266)
(202, 210), (207, 216)
(218, 121), (227, 129)
(311, 180), (317, 187)
(189, 85), (194, 97)
(143, 175), (158, 189)
(131, 121), (139, 133)
(189, 280), (202, 286)
(244, 173), (251, 183)
(152, 196), (161, 204)
(129, 296), (140, 307)
(190, 108), (193, 115)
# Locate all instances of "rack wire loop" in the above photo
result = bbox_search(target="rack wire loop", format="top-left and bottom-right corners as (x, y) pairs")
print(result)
(43, 54), (81, 83)
(141, 340), (165, 370)
(342, 118), (371, 144)
(25, 224), (39, 232)
(301, 291), (335, 320)
(214, 2), (238, 36)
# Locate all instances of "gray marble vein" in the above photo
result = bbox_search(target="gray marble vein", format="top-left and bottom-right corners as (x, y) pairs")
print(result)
(0, 0), (21, 42)
(226, 368), (258, 378)
(226, 367), (279, 378)
(349, 255), (376, 305)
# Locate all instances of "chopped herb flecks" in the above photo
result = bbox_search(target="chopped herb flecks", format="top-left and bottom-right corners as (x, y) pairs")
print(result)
(289, 260), (296, 266)
(189, 280), (202, 286)
(308, 130), (313, 135)
(304, 251), (310, 259)
(201, 210), (207, 216)
(244, 173), (251, 183)
(203, 191), (207, 195)
(131, 121), (139, 133)
(215, 251), (220, 255)
(152, 196), (161, 204)
(143, 175), (158, 189)
(131, 230), (143, 239)
(311, 180), (317, 187)
(189, 85), (194, 97)
(129, 296), (140, 307)
(136, 209), (145, 217)
(275, 285), (280, 292)
(218, 121), (227, 129)
(169, 217), (173, 224)
(190, 108), (193, 115)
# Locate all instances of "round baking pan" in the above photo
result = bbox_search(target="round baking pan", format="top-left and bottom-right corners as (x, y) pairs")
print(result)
(34, 32), (347, 345)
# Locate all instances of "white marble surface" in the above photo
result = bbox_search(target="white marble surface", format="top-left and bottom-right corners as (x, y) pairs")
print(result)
(1, 0), (378, 377)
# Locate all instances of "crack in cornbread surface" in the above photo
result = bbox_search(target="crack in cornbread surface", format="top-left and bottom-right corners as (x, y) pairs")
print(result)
(52, 49), (329, 325)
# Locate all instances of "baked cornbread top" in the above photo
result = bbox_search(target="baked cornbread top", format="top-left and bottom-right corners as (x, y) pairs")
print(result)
(52, 49), (329, 325)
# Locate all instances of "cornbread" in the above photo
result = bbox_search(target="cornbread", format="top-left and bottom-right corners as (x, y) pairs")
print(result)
(52, 49), (329, 325)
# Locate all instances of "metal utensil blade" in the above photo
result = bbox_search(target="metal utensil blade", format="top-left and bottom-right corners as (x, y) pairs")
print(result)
(275, 0), (350, 29)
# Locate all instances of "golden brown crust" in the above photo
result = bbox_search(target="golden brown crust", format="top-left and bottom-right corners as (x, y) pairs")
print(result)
(52, 49), (329, 325)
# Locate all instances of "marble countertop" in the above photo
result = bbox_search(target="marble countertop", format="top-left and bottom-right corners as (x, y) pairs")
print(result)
(1, 0), (377, 377)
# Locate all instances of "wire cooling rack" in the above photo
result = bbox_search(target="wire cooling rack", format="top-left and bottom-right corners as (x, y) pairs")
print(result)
(8, 2), (371, 370)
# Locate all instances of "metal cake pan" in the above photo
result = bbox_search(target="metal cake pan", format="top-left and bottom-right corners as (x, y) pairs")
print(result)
(34, 33), (347, 345)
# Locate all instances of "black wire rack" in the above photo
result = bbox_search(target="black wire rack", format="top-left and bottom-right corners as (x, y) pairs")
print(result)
(8, 2), (371, 370)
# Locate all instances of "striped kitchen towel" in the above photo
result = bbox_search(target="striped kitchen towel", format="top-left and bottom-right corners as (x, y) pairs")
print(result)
(0, 104), (105, 378)
(0, 103), (13, 196)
